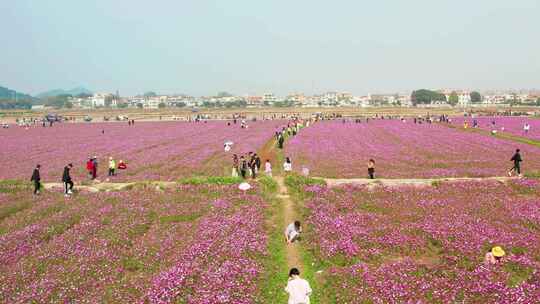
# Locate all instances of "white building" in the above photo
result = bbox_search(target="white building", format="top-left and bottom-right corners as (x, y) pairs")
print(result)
(263, 93), (277, 104)
(91, 94), (106, 107)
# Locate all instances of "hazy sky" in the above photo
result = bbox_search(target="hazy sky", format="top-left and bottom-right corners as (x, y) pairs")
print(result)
(1, 0), (539, 96)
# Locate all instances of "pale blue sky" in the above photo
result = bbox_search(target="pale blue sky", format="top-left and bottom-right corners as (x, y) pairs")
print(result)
(1, 0), (539, 96)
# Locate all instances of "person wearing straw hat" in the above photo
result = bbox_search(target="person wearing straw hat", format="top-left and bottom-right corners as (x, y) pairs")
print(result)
(484, 246), (505, 265)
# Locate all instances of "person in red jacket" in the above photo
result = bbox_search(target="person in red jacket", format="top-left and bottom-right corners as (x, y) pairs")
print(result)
(86, 158), (95, 179)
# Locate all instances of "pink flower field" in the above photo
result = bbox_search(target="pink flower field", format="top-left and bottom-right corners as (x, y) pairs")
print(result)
(301, 179), (540, 303)
(0, 121), (283, 182)
(0, 181), (270, 303)
(285, 120), (540, 178)
(452, 116), (540, 141)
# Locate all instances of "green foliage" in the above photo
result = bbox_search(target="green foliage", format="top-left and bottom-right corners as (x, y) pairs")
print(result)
(41, 215), (81, 241)
(258, 176), (278, 195)
(121, 257), (144, 272)
(43, 94), (72, 109)
(504, 262), (534, 287)
(0, 201), (32, 221)
(158, 102), (166, 108)
(411, 89), (447, 106)
(0, 86), (36, 109)
(470, 91), (482, 103)
(284, 174), (326, 200)
(216, 91), (233, 98)
(273, 100), (295, 107)
(0, 99), (33, 109)
(160, 213), (201, 223)
(448, 92), (459, 106)
(510, 246), (527, 255)
(143, 91), (157, 97)
(259, 192), (288, 303)
(178, 176), (243, 185)
(0, 180), (29, 193)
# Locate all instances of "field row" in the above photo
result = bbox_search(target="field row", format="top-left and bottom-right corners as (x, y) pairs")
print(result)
(2, 118), (540, 181)
(0, 181), (273, 303)
(288, 175), (540, 303)
(285, 120), (540, 178)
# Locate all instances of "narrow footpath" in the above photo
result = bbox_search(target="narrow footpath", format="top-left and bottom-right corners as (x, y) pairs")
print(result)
(275, 176), (303, 270)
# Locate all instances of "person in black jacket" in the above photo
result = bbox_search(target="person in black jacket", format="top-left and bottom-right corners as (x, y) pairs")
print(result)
(62, 163), (74, 196)
(509, 149), (523, 177)
(30, 164), (41, 195)
(254, 154), (261, 173)
(240, 156), (248, 179)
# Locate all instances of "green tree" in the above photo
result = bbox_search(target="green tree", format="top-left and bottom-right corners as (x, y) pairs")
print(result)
(143, 91), (157, 97)
(411, 89), (446, 106)
(175, 102), (187, 108)
(448, 91), (459, 106)
(104, 95), (114, 107)
(470, 91), (482, 103)
(44, 94), (71, 109)
(216, 92), (233, 98)
(136, 103), (143, 109)
(536, 98), (540, 106)
(76, 93), (92, 98)
(117, 103), (129, 108)
(158, 102), (167, 109)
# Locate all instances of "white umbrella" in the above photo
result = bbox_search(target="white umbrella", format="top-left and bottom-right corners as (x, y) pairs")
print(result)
(238, 182), (251, 191)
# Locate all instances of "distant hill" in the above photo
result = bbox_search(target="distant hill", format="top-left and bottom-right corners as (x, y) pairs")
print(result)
(0, 86), (38, 109)
(36, 87), (93, 98)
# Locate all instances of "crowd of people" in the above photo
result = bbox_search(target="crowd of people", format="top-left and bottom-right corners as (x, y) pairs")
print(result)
(231, 152), (263, 179)
(30, 156), (128, 197)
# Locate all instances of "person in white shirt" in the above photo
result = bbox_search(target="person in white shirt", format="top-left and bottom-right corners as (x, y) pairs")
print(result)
(265, 159), (272, 177)
(285, 268), (312, 304)
(284, 157), (292, 173)
(524, 123), (530, 134)
(284, 221), (302, 244)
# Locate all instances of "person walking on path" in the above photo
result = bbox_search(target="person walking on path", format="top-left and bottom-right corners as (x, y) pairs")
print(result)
(278, 134), (285, 149)
(509, 149), (523, 177)
(108, 157), (116, 177)
(265, 159), (272, 177)
(86, 158), (95, 180)
(92, 156), (98, 180)
(285, 268), (312, 304)
(284, 220), (302, 244)
(367, 159), (376, 179)
(284, 157), (293, 173)
(30, 164), (41, 195)
(62, 163), (74, 196)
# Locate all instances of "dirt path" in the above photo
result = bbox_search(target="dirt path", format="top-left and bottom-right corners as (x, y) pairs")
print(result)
(275, 176), (303, 270)
(322, 176), (516, 188)
(42, 181), (176, 193)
